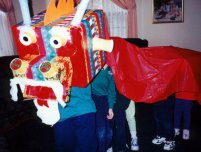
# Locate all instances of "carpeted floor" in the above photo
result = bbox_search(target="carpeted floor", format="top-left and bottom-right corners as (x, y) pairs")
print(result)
(2, 102), (201, 152)
(135, 102), (201, 152)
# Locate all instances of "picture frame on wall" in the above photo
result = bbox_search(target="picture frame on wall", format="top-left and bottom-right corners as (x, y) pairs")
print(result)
(153, 0), (184, 23)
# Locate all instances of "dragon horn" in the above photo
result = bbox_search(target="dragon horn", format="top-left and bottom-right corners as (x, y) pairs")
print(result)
(92, 37), (114, 53)
(18, 0), (31, 25)
(71, 0), (90, 25)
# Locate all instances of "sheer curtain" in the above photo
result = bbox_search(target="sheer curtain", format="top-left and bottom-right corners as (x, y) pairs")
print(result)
(111, 0), (138, 38)
(87, 0), (128, 38)
(0, 10), (16, 56)
(0, 0), (16, 25)
(0, 0), (16, 57)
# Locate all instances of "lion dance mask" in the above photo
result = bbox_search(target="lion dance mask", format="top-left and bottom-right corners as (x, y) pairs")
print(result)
(10, 0), (113, 125)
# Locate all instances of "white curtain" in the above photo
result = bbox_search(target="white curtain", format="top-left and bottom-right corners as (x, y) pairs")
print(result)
(87, 0), (128, 38)
(0, 10), (16, 57)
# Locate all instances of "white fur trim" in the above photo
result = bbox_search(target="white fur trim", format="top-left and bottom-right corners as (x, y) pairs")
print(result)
(10, 78), (66, 107)
(34, 99), (60, 126)
(10, 79), (18, 101)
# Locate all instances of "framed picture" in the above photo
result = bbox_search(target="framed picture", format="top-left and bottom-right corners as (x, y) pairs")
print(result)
(153, 0), (184, 23)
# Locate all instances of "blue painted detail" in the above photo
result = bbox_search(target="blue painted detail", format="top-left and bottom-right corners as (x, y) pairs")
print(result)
(81, 20), (95, 78)
(31, 27), (57, 81)
(41, 27), (56, 61)
(31, 57), (46, 81)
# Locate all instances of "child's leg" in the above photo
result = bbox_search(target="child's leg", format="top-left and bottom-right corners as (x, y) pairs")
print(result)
(174, 98), (183, 135)
(162, 96), (175, 141)
(126, 101), (139, 150)
(54, 117), (76, 152)
(75, 113), (97, 152)
(153, 101), (166, 138)
(113, 109), (127, 151)
(126, 101), (137, 138)
(92, 94), (111, 151)
(182, 100), (193, 130)
(181, 99), (193, 140)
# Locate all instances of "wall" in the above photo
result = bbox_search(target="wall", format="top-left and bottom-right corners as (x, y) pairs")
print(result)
(136, 0), (201, 51)
(13, 0), (201, 51)
(12, 0), (49, 23)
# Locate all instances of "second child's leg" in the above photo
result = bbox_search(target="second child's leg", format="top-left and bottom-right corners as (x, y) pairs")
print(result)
(126, 101), (139, 151)
(92, 94), (111, 152)
(113, 109), (127, 151)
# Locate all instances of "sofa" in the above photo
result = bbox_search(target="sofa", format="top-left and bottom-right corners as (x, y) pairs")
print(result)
(0, 55), (38, 133)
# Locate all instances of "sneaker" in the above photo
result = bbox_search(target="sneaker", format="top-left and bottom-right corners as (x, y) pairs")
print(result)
(131, 137), (139, 151)
(152, 136), (166, 145)
(107, 147), (113, 152)
(174, 128), (180, 136)
(183, 129), (190, 140)
(163, 141), (175, 151)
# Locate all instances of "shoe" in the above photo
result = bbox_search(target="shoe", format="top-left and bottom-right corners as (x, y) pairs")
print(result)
(152, 136), (166, 145)
(131, 137), (139, 151)
(107, 147), (113, 152)
(174, 128), (180, 136)
(163, 141), (175, 151)
(183, 129), (190, 140)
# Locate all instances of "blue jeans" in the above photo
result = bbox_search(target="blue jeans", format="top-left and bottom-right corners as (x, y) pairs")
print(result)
(113, 109), (127, 151)
(174, 98), (193, 129)
(54, 113), (97, 152)
(153, 95), (175, 140)
(92, 94), (114, 152)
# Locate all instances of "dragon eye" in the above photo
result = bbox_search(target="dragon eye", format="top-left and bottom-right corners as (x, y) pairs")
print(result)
(49, 26), (70, 49)
(19, 32), (36, 46)
(50, 36), (64, 49)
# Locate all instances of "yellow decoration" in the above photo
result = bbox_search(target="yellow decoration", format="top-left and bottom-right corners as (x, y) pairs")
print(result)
(10, 58), (29, 77)
(44, 0), (75, 26)
(39, 61), (58, 79)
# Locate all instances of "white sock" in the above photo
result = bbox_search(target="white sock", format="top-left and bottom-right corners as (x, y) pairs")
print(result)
(174, 128), (180, 135)
(130, 131), (137, 139)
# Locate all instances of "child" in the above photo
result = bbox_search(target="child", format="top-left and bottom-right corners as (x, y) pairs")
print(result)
(91, 65), (116, 152)
(53, 85), (97, 152)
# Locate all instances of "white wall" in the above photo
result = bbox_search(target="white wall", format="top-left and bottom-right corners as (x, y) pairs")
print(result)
(12, 0), (49, 23)
(13, 0), (201, 51)
(136, 0), (201, 51)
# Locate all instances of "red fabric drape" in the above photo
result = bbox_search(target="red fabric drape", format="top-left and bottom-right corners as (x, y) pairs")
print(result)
(107, 37), (201, 104)
(0, 0), (16, 25)
(111, 0), (138, 38)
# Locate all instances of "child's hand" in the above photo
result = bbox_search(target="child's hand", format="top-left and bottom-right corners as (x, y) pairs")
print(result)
(107, 108), (114, 119)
